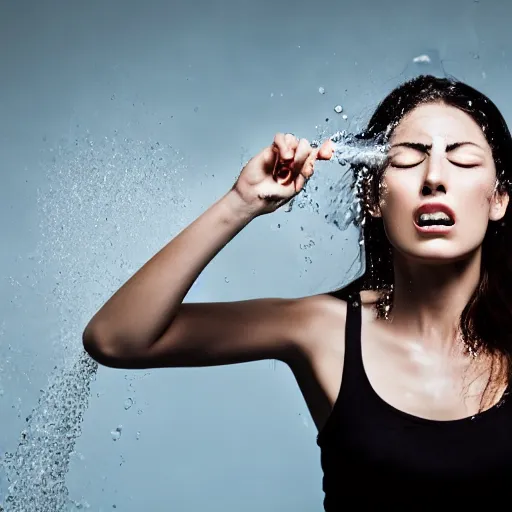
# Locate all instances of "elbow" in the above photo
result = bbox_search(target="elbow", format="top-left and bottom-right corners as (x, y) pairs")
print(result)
(82, 324), (127, 369)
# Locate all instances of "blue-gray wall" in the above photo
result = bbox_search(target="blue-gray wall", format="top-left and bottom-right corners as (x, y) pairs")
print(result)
(1, 0), (510, 510)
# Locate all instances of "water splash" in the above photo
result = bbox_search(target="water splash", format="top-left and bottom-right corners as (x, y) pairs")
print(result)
(0, 353), (97, 511)
(288, 130), (388, 232)
(0, 131), (189, 510)
(327, 130), (388, 168)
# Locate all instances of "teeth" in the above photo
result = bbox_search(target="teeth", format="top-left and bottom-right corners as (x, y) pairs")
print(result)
(419, 212), (451, 222)
(417, 211), (454, 226)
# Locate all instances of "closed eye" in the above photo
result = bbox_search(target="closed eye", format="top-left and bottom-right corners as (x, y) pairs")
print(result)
(390, 162), (422, 169)
(390, 160), (479, 169)
(450, 162), (479, 168)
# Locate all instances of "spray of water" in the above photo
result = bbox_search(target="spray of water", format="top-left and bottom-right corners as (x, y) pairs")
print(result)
(1, 354), (97, 512)
(288, 129), (388, 233)
(0, 133), (189, 511)
(327, 130), (389, 168)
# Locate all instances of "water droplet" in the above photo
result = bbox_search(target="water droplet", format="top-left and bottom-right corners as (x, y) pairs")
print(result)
(318, 87), (325, 94)
(136, 431), (141, 440)
(124, 398), (133, 410)
(224, 277), (230, 283)
(111, 425), (122, 441)
(412, 54), (431, 63)
(342, 114), (348, 120)
(334, 105), (343, 114)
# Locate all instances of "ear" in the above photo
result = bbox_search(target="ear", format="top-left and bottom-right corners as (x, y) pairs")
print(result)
(489, 188), (509, 221)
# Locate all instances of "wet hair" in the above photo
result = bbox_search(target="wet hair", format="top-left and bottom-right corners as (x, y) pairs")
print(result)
(340, 74), (512, 401)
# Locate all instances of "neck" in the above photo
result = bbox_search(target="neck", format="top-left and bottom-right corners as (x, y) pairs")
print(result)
(387, 249), (482, 353)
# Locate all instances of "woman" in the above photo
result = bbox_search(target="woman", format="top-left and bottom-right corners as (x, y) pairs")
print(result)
(83, 75), (512, 507)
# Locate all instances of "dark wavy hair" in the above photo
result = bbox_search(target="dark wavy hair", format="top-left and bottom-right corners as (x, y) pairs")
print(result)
(338, 74), (512, 402)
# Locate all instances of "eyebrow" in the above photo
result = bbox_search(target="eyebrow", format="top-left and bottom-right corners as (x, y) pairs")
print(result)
(390, 141), (482, 152)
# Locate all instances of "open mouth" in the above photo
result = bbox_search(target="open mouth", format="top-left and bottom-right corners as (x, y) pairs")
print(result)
(414, 203), (456, 231)
(415, 212), (455, 227)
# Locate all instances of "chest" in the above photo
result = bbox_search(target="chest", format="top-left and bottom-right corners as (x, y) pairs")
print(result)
(294, 306), (507, 434)
(360, 319), (507, 421)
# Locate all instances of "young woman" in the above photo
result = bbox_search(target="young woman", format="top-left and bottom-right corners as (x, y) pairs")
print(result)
(83, 75), (512, 507)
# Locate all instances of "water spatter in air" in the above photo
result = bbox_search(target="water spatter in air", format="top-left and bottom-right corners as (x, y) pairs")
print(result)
(286, 129), (389, 232)
(327, 131), (388, 169)
(0, 353), (97, 512)
(111, 425), (123, 441)
(0, 132), (188, 511)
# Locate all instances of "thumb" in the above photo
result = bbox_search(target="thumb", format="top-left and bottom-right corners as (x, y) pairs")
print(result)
(317, 140), (334, 160)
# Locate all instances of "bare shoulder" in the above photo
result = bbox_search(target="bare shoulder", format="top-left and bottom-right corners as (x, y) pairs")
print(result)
(289, 289), (379, 353)
(291, 293), (348, 325)
(291, 289), (378, 321)
(288, 293), (349, 358)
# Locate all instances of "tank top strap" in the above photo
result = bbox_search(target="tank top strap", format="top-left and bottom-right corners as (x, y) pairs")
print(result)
(342, 292), (366, 383)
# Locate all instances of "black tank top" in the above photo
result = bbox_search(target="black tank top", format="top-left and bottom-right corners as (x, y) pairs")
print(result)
(317, 292), (512, 509)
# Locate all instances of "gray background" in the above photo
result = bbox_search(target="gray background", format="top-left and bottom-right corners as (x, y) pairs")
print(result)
(0, 0), (510, 510)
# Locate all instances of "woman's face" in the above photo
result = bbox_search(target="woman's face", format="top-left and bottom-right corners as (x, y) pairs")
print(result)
(377, 102), (509, 264)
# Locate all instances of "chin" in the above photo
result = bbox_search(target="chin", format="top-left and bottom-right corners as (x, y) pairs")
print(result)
(394, 241), (483, 266)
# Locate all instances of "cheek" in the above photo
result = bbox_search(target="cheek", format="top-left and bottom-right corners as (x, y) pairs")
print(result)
(459, 178), (496, 213)
(379, 175), (413, 212)
(377, 178), (415, 239)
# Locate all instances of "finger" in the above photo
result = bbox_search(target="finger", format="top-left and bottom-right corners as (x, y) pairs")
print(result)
(317, 140), (334, 160)
(293, 138), (313, 170)
(273, 133), (298, 161)
(300, 149), (317, 180)
(283, 133), (299, 150)
(294, 173), (306, 193)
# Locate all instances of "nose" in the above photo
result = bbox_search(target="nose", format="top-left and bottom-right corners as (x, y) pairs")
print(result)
(421, 155), (447, 196)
